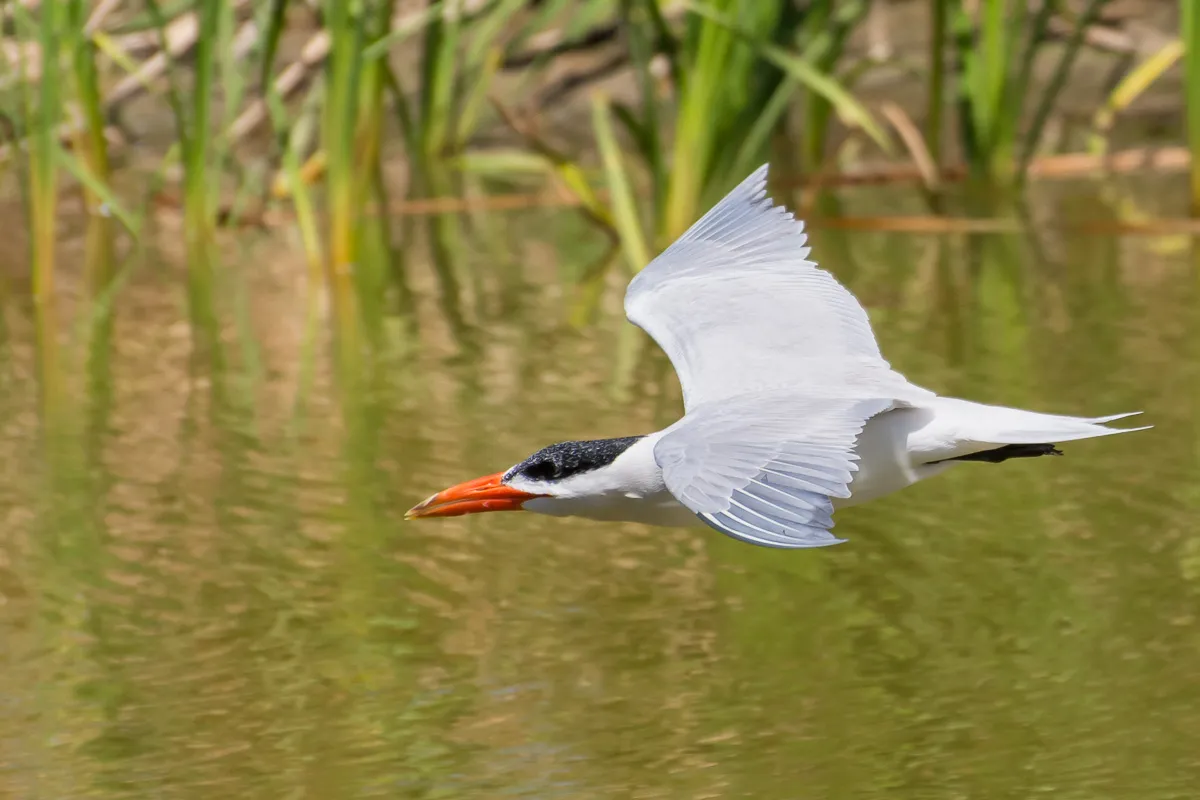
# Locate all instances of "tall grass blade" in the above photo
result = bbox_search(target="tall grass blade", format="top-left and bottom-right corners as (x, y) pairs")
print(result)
(266, 89), (325, 293)
(66, 0), (116, 300)
(1019, 0), (1111, 180)
(183, 0), (221, 333)
(620, 0), (666, 215)
(592, 94), (651, 275)
(1183, 0), (1200, 215)
(260, 0), (292, 89)
(794, 0), (870, 173)
(324, 0), (368, 360)
(1087, 38), (1183, 158)
(686, 2), (891, 158)
(927, 0), (948, 174)
(12, 0), (67, 418)
(418, 0), (463, 160)
(977, 0), (1018, 179)
(57, 151), (137, 234)
(144, 0), (192, 163)
(28, 0), (63, 314)
(353, 0), (398, 343)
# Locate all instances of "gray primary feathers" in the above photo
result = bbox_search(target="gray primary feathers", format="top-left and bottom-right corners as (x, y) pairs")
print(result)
(655, 396), (895, 548)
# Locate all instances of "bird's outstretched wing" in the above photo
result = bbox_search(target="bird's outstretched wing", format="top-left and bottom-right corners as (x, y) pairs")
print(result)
(625, 164), (924, 411)
(654, 395), (894, 548)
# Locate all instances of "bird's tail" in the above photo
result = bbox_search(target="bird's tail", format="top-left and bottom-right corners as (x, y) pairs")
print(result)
(927, 397), (1151, 455)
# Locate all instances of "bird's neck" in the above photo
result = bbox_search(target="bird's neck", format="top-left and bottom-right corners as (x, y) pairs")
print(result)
(598, 432), (669, 497)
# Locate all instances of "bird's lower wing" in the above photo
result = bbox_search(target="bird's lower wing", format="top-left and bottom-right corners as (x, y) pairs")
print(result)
(654, 396), (895, 549)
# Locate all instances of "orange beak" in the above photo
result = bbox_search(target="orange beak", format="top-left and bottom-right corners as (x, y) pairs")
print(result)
(405, 471), (544, 519)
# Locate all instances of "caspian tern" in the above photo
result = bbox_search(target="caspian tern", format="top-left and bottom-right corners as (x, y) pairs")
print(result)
(407, 164), (1150, 548)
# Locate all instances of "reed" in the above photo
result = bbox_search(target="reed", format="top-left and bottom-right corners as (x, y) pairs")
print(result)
(183, 0), (219, 326)
(11, 0), (68, 416)
(791, 0), (873, 175)
(1184, 0), (1200, 215)
(951, 0), (1110, 187)
(144, 0), (221, 334)
(927, 0), (948, 175)
(24, 1), (64, 314)
(548, 0), (886, 297)
(65, 0), (116, 300)
(1017, 0), (1109, 181)
(1088, 39), (1184, 159)
(0, 0), (1195, 363)
(321, 0), (368, 358)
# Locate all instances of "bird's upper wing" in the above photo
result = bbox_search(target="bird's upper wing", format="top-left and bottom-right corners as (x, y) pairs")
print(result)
(625, 163), (923, 411)
(654, 395), (896, 548)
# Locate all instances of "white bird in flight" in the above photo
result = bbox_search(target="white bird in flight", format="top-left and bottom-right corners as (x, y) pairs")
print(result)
(407, 165), (1150, 548)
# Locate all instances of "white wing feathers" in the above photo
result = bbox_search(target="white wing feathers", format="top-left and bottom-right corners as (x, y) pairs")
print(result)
(627, 163), (930, 546)
(655, 397), (894, 548)
(624, 163), (919, 411)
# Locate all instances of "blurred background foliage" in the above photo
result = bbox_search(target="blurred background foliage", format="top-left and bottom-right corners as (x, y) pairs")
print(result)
(0, 0), (1194, 373)
(2, 4), (1200, 796)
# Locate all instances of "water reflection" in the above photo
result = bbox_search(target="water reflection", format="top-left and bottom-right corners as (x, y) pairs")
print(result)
(1, 181), (1198, 798)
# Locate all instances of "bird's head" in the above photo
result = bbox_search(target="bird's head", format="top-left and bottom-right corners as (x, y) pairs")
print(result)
(405, 436), (648, 519)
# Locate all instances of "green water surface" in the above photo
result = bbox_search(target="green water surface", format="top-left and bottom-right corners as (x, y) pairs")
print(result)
(1, 184), (1198, 798)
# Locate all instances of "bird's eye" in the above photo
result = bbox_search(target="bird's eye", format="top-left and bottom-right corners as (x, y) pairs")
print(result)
(521, 460), (561, 482)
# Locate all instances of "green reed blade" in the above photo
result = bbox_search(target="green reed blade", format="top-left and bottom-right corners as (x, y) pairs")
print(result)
(950, 3), (981, 166)
(265, 88), (324, 287)
(418, 0), (462, 160)
(1019, 0), (1110, 182)
(730, 75), (799, 181)
(927, 0), (948, 173)
(686, 2), (891, 156)
(57, 148), (137, 234)
(106, 0), (194, 34)
(1089, 39), (1183, 159)
(455, 149), (554, 177)
(610, 101), (657, 181)
(592, 94), (651, 275)
(9, 0), (67, 415)
(352, 0), (397, 340)
(323, 0), (369, 354)
(184, 0), (221, 324)
(29, 0), (65, 306)
(214, 0), (251, 201)
(665, 0), (735, 239)
(260, 0), (292, 90)
(66, 0), (116, 297)
(1184, 0), (1200, 214)
(622, 0), (666, 218)
(463, 0), (526, 69)
(973, 0), (1010, 174)
(455, 46), (503, 151)
(144, 0), (191, 155)
(1010, 0), (1055, 118)
(362, 2), (442, 61)
(382, 64), (419, 166)
(794, 0), (870, 173)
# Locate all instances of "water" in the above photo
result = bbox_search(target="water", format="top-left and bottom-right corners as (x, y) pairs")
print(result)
(1, 185), (1199, 798)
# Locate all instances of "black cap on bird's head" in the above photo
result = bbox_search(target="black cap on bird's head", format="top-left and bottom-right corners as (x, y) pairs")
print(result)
(406, 436), (644, 519)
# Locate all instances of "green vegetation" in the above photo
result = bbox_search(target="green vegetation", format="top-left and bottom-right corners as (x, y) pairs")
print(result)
(0, 6), (1195, 794)
(1184, 0), (1200, 214)
(0, 0), (1193, 358)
